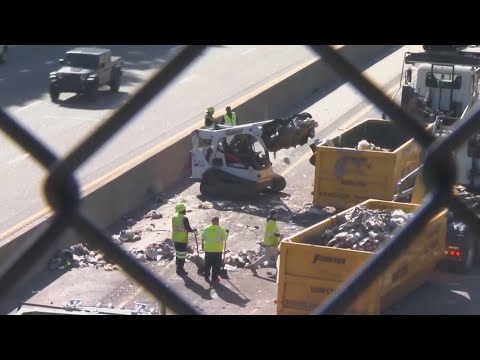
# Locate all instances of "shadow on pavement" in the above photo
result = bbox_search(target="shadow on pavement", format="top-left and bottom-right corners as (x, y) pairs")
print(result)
(182, 276), (212, 301)
(213, 282), (250, 308)
(384, 271), (480, 315)
(56, 90), (130, 110)
(0, 267), (70, 315)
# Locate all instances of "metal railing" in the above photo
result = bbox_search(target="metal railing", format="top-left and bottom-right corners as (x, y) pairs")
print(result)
(1, 45), (479, 315)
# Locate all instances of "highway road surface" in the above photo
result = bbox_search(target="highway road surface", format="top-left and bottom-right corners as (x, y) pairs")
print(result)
(0, 45), (321, 232)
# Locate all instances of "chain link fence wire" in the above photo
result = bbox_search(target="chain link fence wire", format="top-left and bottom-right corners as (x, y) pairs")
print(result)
(1, 45), (479, 315)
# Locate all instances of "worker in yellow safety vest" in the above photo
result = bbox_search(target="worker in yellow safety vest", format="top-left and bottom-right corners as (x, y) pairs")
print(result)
(204, 106), (217, 127)
(201, 216), (229, 283)
(246, 209), (282, 276)
(172, 203), (197, 276)
(223, 106), (238, 126)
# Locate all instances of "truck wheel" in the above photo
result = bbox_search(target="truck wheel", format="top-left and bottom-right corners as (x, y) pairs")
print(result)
(109, 74), (121, 92)
(50, 86), (60, 103)
(270, 174), (286, 192)
(454, 232), (476, 274)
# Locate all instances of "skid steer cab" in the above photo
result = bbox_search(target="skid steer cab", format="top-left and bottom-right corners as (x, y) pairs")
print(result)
(190, 114), (317, 199)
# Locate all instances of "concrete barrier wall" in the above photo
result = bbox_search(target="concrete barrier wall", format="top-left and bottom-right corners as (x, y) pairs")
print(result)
(0, 45), (397, 287)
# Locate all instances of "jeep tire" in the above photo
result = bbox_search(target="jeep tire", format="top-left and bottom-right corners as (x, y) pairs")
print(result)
(109, 72), (121, 92)
(50, 85), (60, 103)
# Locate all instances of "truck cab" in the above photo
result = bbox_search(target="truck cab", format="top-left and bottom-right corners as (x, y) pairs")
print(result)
(397, 46), (480, 122)
(388, 46), (480, 190)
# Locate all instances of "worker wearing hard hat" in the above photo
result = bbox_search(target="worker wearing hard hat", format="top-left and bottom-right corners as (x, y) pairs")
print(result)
(204, 107), (217, 127)
(246, 209), (283, 276)
(172, 203), (197, 276)
(223, 106), (238, 126)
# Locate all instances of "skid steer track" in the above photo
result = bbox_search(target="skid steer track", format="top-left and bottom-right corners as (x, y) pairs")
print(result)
(200, 168), (262, 200)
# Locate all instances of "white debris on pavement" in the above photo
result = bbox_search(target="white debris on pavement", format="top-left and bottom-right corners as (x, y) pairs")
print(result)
(48, 243), (118, 272)
(119, 229), (141, 242)
(198, 201), (213, 209)
(144, 210), (162, 220)
(131, 238), (178, 262)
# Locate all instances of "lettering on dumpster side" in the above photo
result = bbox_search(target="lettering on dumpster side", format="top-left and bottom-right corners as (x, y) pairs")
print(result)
(283, 299), (315, 311)
(334, 156), (371, 179)
(340, 180), (367, 187)
(310, 286), (335, 295)
(318, 192), (350, 199)
(313, 254), (346, 265)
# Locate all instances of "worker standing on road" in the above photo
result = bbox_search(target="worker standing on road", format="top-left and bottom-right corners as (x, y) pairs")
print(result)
(223, 106), (238, 126)
(204, 106), (218, 127)
(246, 209), (282, 276)
(172, 203), (197, 276)
(201, 216), (229, 284)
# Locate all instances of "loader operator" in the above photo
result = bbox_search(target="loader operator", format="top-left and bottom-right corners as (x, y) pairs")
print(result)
(201, 216), (229, 284)
(172, 203), (197, 276)
(246, 209), (283, 276)
(223, 106), (237, 126)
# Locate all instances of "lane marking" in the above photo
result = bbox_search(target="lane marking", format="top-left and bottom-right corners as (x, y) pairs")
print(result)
(241, 48), (256, 56)
(7, 153), (30, 165)
(14, 100), (42, 113)
(178, 74), (197, 84)
(450, 290), (471, 300)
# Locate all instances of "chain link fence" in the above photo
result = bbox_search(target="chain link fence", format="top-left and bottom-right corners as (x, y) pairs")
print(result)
(1, 45), (479, 315)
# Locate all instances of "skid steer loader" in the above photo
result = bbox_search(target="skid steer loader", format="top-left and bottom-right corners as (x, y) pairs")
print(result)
(191, 113), (318, 199)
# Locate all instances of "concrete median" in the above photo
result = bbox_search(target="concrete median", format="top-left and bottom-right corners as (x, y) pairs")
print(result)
(0, 45), (398, 291)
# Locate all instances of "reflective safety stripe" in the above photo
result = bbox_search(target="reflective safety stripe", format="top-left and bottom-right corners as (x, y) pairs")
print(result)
(176, 251), (187, 259)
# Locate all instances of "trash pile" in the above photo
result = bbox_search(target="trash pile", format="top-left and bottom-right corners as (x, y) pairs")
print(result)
(455, 185), (480, 209)
(306, 206), (413, 252)
(356, 139), (391, 152)
(187, 244), (273, 270)
(198, 201), (213, 209)
(261, 112), (318, 153)
(224, 247), (265, 268)
(144, 210), (162, 220)
(118, 229), (142, 242)
(48, 243), (119, 271)
(129, 239), (184, 262)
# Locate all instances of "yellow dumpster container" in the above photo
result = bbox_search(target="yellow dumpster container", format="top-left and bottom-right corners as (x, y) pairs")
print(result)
(312, 119), (423, 210)
(276, 199), (447, 315)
